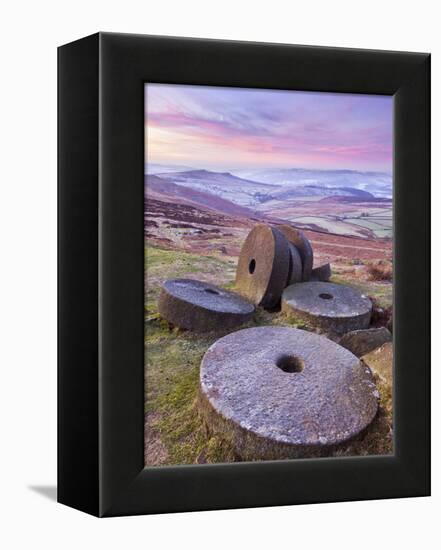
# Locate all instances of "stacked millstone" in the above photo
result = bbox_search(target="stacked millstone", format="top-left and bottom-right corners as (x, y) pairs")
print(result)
(157, 223), (371, 334)
(153, 223), (381, 459)
(235, 224), (374, 335)
(156, 223), (329, 330)
(235, 223), (331, 310)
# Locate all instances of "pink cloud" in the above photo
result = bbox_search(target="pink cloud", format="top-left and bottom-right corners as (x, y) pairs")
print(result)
(145, 84), (393, 172)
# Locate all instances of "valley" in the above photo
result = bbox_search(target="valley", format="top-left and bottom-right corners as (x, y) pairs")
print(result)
(146, 165), (393, 241)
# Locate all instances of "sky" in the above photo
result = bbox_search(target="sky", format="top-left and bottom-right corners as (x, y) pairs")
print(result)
(145, 83), (393, 173)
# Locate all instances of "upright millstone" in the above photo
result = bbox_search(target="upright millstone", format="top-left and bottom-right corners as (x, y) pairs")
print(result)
(277, 225), (313, 281)
(199, 326), (379, 460)
(158, 278), (255, 332)
(235, 224), (290, 308)
(282, 281), (372, 333)
(286, 243), (303, 285)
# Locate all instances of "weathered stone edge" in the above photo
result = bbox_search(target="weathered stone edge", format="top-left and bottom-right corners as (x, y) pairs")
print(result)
(281, 302), (372, 334)
(158, 287), (254, 332)
(198, 384), (378, 461)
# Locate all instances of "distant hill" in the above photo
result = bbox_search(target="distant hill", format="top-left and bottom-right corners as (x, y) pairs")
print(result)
(145, 167), (392, 241)
(269, 185), (374, 200)
(319, 195), (392, 204)
(231, 167), (392, 198)
(150, 167), (384, 211)
(145, 175), (264, 219)
(155, 169), (276, 208)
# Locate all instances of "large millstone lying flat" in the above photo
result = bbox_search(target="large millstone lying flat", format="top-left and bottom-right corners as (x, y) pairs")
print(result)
(200, 326), (378, 460)
(235, 224), (290, 308)
(158, 278), (255, 332)
(282, 281), (372, 334)
(277, 225), (313, 281)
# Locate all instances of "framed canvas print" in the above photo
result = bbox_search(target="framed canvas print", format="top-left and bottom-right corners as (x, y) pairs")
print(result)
(58, 32), (430, 516)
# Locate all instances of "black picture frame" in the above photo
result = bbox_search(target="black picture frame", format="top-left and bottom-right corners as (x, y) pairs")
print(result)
(58, 32), (430, 517)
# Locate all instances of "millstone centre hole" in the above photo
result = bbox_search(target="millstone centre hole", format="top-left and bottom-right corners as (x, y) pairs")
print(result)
(248, 259), (256, 274)
(276, 354), (304, 374)
(204, 288), (220, 295)
(319, 292), (333, 300)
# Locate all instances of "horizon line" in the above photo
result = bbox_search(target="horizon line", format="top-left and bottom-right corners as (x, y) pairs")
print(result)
(145, 162), (393, 177)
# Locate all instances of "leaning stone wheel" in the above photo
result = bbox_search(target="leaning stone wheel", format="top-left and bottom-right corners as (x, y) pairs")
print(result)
(200, 326), (378, 460)
(277, 225), (313, 281)
(158, 278), (255, 332)
(282, 281), (372, 333)
(286, 243), (303, 285)
(235, 224), (290, 308)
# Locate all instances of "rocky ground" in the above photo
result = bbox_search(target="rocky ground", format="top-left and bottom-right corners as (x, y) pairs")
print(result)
(144, 192), (393, 466)
(145, 239), (393, 466)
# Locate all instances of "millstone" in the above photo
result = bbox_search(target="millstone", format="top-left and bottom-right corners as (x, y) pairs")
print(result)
(286, 243), (303, 285)
(235, 224), (290, 308)
(277, 225), (313, 281)
(282, 281), (372, 334)
(310, 263), (332, 282)
(361, 342), (393, 386)
(158, 278), (255, 332)
(200, 326), (378, 460)
(339, 327), (392, 357)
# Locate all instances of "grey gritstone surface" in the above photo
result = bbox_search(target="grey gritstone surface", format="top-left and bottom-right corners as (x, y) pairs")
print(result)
(235, 224), (290, 308)
(277, 225), (313, 281)
(158, 278), (255, 332)
(339, 327), (392, 357)
(282, 281), (372, 333)
(361, 342), (393, 386)
(200, 326), (378, 459)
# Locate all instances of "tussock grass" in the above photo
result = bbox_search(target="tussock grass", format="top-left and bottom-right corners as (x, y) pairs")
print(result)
(366, 260), (393, 282)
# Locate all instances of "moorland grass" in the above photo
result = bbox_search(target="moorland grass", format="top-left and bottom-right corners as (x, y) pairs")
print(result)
(145, 244), (394, 466)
